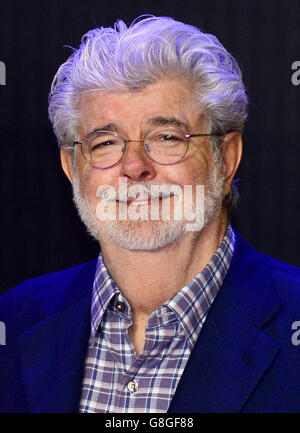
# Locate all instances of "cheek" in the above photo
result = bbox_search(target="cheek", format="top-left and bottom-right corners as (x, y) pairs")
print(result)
(167, 153), (211, 187)
(79, 166), (119, 205)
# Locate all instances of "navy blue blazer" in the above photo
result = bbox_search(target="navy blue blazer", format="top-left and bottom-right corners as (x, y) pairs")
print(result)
(0, 230), (300, 413)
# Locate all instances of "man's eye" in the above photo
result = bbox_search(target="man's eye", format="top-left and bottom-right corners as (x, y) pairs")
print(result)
(99, 140), (113, 147)
(160, 134), (180, 141)
(92, 140), (116, 149)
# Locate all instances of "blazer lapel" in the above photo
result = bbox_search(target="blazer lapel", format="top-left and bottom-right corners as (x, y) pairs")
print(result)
(169, 230), (282, 413)
(18, 292), (92, 413)
(168, 295), (280, 412)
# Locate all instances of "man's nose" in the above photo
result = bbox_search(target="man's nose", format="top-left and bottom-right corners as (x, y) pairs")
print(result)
(119, 140), (157, 181)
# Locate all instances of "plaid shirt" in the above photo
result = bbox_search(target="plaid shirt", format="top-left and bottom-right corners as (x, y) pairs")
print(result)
(79, 225), (235, 413)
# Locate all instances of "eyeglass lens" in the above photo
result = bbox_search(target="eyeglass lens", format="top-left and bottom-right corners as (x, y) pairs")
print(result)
(81, 129), (188, 168)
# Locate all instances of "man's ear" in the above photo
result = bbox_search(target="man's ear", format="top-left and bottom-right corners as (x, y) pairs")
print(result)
(221, 132), (243, 196)
(60, 147), (74, 183)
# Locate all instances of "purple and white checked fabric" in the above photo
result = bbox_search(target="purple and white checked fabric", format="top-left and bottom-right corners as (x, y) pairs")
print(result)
(79, 225), (235, 413)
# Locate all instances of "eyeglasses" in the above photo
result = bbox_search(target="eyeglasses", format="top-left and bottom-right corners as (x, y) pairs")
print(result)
(73, 127), (224, 169)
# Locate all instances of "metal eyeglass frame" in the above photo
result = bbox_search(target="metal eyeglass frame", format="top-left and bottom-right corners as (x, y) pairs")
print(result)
(73, 129), (225, 169)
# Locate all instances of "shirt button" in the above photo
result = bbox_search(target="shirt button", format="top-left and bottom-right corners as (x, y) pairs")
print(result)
(127, 380), (139, 393)
(115, 301), (125, 313)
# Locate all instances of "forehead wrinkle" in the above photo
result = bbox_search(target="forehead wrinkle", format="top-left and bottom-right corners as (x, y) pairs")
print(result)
(85, 123), (120, 136)
(83, 120), (144, 139)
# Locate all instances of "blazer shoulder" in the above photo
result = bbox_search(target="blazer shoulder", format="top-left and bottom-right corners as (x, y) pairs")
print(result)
(0, 258), (98, 326)
(234, 228), (300, 281)
(231, 228), (300, 308)
(247, 243), (300, 292)
(267, 256), (300, 307)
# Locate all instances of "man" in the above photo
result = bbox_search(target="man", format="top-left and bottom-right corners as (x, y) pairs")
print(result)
(1, 16), (300, 413)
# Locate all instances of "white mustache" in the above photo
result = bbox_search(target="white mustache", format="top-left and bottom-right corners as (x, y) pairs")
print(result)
(96, 183), (183, 202)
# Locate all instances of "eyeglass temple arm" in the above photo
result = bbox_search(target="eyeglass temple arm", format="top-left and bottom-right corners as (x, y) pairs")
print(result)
(186, 132), (226, 138)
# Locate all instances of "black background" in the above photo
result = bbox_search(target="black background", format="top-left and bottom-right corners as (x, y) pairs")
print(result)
(0, 0), (299, 293)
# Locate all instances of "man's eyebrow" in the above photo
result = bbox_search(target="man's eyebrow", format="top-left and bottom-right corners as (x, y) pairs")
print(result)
(90, 123), (120, 134)
(87, 118), (189, 136)
(147, 116), (189, 131)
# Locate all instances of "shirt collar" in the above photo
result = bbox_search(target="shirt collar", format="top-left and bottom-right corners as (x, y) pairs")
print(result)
(91, 225), (235, 345)
(90, 257), (120, 341)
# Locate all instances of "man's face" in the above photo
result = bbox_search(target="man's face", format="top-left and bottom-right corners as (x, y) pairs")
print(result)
(71, 77), (225, 250)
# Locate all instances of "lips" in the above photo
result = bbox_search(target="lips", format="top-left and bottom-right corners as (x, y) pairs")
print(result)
(128, 198), (155, 206)
(118, 194), (174, 206)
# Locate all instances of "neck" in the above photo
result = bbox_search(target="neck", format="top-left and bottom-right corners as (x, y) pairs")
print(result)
(100, 210), (228, 317)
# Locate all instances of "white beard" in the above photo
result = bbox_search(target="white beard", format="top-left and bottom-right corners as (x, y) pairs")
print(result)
(72, 163), (224, 251)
